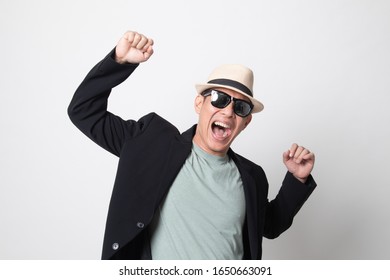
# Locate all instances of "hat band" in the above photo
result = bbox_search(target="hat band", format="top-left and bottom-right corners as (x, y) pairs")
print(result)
(207, 78), (253, 97)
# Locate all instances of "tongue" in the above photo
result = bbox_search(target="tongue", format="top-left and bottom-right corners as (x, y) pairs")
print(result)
(213, 126), (227, 138)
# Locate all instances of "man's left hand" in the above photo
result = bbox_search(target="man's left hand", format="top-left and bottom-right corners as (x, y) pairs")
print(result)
(283, 143), (315, 183)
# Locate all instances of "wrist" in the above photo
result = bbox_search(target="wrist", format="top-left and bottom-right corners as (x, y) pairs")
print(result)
(115, 56), (128, 64)
(294, 174), (308, 184)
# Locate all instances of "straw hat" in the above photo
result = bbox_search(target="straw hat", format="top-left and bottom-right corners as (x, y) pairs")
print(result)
(195, 64), (264, 113)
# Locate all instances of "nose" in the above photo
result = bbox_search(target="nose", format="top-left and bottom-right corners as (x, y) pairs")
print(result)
(220, 101), (235, 117)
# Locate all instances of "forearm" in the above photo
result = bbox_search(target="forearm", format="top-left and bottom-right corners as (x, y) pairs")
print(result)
(68, 49), (138, 124)
(67, 48), (139, 155)
(263, 172), (317, 239)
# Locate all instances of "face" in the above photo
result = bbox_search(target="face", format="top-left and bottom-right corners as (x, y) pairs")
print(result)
(193, 87), (253, 157)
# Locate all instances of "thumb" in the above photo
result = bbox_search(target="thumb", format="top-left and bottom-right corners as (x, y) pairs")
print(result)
(282, 150), (290, 163)
(143, 45), (154, 60)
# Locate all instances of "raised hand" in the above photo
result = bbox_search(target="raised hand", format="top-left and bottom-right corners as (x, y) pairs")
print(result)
(115, 31), (154, 64)
(282, 143), (315, 183)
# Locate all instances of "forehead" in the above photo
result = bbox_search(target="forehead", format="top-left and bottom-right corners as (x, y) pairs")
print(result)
(213, 87), (251, 102)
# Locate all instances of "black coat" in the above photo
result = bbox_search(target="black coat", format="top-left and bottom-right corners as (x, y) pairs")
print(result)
(68, 50), (316, 260)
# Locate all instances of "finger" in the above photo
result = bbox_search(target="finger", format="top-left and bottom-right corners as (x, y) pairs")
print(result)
(136, 36), (148, 50)
(131, 33), (143, 47)
(292, 148), (303, 163)
(288, 143), (298, 157)
(143, 45), (154, 60)
(303, 151), (315, 161)
(282, 150), (290, 163)
(289, 143), (301, 158)
(123, 31), (136, 43)
(142, 38), (154, 52)
(293, 146), (304, 158)
(294, 148), (310, 164)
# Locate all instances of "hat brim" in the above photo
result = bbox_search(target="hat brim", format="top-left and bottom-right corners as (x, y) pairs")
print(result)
(195, 83), (264, 113)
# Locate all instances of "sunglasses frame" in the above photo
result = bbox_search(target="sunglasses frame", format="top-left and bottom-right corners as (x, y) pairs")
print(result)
(202, 89), (254, 117)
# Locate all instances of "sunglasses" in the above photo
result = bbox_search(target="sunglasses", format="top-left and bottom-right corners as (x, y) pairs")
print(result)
(202, 89), (254, 117)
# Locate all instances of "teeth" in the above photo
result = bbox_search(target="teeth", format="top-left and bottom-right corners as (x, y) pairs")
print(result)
(214, 121), (230, 129)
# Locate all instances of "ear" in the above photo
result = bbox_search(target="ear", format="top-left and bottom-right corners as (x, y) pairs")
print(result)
(243, 114), (252, 129)
(194, 94), (204, 114)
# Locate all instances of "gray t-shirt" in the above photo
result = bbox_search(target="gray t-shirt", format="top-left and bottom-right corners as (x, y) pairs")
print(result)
(150, 142), (246, 259)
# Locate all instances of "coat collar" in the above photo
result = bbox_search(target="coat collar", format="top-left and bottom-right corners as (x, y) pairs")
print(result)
(181, 124), (197, 142)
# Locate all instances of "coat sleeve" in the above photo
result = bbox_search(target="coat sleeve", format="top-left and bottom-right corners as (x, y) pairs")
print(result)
(67, 49), (150, 157)
(263, 172), (317, 239)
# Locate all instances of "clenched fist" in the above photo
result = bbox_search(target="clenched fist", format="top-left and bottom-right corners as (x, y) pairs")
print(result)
(283, 143), (315, 183)
(115, 31), (154, 64)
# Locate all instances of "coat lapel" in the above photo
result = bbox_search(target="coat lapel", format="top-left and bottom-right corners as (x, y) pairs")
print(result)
(153, 125), (195, 207)
(229, 151), (259, 259)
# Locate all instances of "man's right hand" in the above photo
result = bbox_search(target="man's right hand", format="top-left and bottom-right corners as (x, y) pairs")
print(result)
(115, 31), (154, 64)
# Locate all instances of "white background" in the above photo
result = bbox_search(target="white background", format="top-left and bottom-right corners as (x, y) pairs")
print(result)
(1, 0), (389, 259)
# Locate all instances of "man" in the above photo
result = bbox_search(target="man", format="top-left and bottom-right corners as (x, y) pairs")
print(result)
(68, 30), (316, 260)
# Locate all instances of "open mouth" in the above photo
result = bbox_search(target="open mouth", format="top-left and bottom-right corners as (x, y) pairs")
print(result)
(211, 121), (232, 140)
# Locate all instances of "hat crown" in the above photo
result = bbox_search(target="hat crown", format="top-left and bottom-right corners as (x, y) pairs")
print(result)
(207, 64), (254, 96)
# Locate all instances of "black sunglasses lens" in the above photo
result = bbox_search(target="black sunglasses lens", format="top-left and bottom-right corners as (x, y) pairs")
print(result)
(234, 101), (252, 117)
(211, 91), (231, 108)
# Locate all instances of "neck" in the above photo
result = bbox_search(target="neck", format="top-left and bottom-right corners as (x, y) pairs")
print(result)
(192, 132), (229, 158)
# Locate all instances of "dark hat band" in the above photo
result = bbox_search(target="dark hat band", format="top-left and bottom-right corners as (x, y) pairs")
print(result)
(207, 78), (253, 97)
